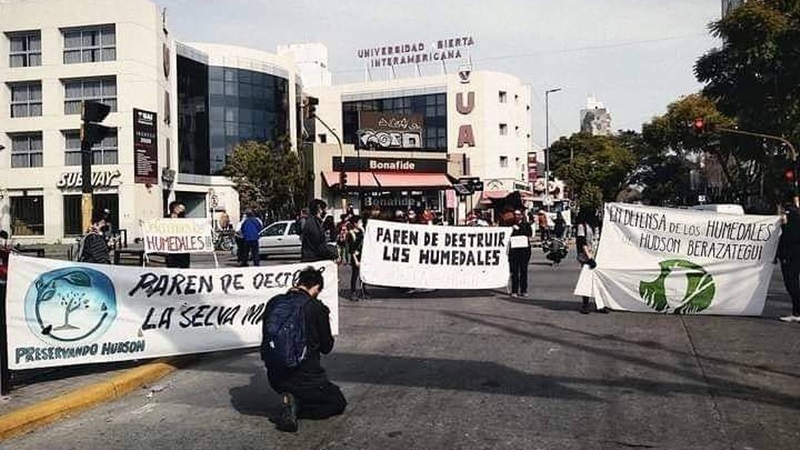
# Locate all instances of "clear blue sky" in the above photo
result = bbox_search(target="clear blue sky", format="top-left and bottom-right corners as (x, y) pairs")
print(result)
(159, 0), (721, 147)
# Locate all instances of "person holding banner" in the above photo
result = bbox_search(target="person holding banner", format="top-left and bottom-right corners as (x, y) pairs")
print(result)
(508, 209), (533, 297)
(263, 267), (347, 432)
(346, 215), (369, 301)
(777, 203), (800, 322)
(573, 208), (608, 314)
(165, 202), (190, 268)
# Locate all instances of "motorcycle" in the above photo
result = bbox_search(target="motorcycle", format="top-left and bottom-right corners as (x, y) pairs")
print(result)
(542, 236), (568, 266)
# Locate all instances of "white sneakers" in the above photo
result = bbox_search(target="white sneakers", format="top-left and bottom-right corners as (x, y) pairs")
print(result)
(779, 315), (800, 322)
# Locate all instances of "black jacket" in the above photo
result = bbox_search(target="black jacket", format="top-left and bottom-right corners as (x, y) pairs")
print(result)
(264, 290), (334, 387)
(301, 216), (336, 262)
(778, 207), (800, 263)
(80, 232), (110, 264)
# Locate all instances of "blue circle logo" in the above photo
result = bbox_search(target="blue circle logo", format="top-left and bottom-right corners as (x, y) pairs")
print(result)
(24, 268), (117, 343)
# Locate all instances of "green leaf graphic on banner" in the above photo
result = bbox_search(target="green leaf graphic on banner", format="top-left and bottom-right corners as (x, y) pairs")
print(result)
(639, 259), (715, 314)
(62, 271), (92, 287)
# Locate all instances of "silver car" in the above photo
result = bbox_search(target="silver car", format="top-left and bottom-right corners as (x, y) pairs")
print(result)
(258, 220), (301, 258)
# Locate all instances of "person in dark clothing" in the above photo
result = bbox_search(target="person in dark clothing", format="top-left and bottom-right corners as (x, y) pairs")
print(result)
(776, 202), (800, 322)
(553, 211), (566, 239)
(79, 211), (111, 264)
(264, 267), (347, 432)
(239, 209), (263, 267)
(508, 209), (533, 297)
(346, 215), (369, 301)
(165, 201), (190, 268)
(301, 199), (337, 263)
(575, 208), (608, 314)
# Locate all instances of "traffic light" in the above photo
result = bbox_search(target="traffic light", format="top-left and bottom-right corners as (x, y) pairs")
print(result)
(307, 97), (319, 118)
(785, 167), (796, 183)
(690, 117), (717, 135)
(81, 101), (112, 145)
(339, 171), (348, 189)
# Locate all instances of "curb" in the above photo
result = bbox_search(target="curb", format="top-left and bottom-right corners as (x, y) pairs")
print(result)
(0, 358), (181, 441)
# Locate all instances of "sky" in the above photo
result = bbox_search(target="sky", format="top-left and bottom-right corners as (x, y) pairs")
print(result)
(158, 0), (722, 148)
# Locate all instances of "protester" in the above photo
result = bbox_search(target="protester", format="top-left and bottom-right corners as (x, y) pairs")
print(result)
(554, 211), (566, 239)
(346, 215), (369, 301)
(165, 201), (190, 268)
(77, 211), (111, 264)
(574, 208), (608, 314)
(508, 209), (533, 297)
(262, 266), (347, 432)
(336, 215), (350, 264)
(322, 215), (336, 243)
(239, 208), (263, 267)
(537, 210), (550, 241)
(776, 202), (800, 322)
(301, 199), (338, 263)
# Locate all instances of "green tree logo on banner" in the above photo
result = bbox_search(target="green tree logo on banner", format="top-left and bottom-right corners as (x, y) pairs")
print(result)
(639, 259), (716, 314)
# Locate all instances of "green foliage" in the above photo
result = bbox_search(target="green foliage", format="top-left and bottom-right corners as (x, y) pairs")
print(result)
(550, 133), (635, 205)
(695, 0), (800, 206)
(223, 138), (308, 219)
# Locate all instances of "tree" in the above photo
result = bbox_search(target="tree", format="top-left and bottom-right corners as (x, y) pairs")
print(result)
(695, 0), (800, 207)
(550, 133), (636, 204)
(223, 138), (308, 220)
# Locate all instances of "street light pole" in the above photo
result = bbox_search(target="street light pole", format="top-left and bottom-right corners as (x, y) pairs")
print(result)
(544, 88), (561, 212)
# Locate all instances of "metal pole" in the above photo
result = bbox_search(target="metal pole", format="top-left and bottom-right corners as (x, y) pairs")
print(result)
(716, 126), (798, 196)
(357, 145), (362, 213)
(81, 134), (93, 232)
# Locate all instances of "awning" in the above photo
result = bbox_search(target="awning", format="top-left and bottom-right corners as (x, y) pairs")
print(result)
(373, 173), (452, 189)
(481, 190), (510, 200)
(322, 171), (379, 188)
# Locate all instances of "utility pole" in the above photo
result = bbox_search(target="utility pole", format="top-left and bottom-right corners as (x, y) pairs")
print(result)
(544, 88), (561, 212)
(80, 101), (112, 232)
(307, 98), (348, 213)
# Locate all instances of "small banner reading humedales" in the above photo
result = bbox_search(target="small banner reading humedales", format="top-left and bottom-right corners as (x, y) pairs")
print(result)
(6, 254), (338, 369)
(592, 203), (781, 316)
(360, 220), (512, 289)
(141, 218), (214, 254)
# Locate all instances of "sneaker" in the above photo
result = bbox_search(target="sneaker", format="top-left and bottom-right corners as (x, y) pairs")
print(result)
(579, 304), (590, 314)
(510, 293), (518, 298)
(596, 307), (610, 314)
(274, 393), (298, 433)
(519, 292), (528, 298)
(779, 315), (800, 323)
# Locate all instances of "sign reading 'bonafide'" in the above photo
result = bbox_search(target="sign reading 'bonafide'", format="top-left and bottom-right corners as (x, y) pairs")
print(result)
(360, 220), (511, 289)
(141, 218), (214, 254)
(6, 255), (338, 369)
(591, 203), (782, 316)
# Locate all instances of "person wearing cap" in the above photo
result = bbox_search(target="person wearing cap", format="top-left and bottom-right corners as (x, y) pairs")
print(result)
(78, 211), (111, 264)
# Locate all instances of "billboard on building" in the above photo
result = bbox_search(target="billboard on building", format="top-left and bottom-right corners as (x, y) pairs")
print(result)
(527, 152), (538, 181)
(357, 112), (424, 150)
(133, 108), (159, 185)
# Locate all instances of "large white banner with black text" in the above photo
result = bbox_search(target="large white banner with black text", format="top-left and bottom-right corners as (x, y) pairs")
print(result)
(592, 203), (781, 315)
(360, 220), (512, 289)
(5, 255), (338, 369)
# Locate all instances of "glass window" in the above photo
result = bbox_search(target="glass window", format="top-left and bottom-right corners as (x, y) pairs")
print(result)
(11, 196), (44, 236)
(63, 193), (118, 237)
(500, 156), (509, 168)
(499, 123), (508, 135)
(499, 91), (508, 103)
(63, 77), (117, 114)
(8, 31), (41, 67)
(62, 25), (116, 64)
(63, 128), (118, 165)
(9, 82), (42, 118)
(261, 223), (286, 237)
(10, 132), (43, 168)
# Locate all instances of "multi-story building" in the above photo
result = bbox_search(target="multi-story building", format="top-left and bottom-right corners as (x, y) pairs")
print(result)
(722, 0), (746, 18)
(0, 0), (302, 243)
(307, 70), (533, 219)
(579, 96), (612, 136)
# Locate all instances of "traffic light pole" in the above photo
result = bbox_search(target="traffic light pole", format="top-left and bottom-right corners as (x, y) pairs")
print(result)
(716, 126), (798, 196)
(81, 129), (93, 233)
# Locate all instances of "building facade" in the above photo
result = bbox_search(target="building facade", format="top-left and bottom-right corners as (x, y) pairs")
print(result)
(579, 95), (612, 136)
(0, 0), (303, 243)
(307, 70), (533, 218)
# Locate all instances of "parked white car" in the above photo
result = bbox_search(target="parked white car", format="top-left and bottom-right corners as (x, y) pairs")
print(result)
(258, 220), (301, 258)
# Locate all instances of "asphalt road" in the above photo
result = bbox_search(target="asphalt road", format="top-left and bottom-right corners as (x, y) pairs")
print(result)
(4, 252), (799, 450)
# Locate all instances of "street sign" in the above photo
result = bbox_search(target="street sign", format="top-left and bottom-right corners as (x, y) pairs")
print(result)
(453, 183), (473, 196)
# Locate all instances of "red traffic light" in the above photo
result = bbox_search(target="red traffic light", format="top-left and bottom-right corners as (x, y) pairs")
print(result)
(692, 117), (705, 134)
(785, 167), (796, 182)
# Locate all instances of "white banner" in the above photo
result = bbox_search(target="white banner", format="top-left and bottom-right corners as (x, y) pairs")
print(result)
(360, 220), (512, 289)
(591, 203), (781, 315)
(5, 255), (338, 369)
(141, 218), (214, 254)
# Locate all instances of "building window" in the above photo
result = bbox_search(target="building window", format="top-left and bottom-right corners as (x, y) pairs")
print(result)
(516, 126), (521, 137)
(63, 25), (116, 64)
(64, 193), (118, 237)
(514, 94), (519, 103)
(8, 31), (41, 67)
(499, 123), (508, 135)
(64, 128), (118, 165)
(9, 82), (42, 117)
(63, 77), (117, 114)
(10, 132), (43, 168)
(11, 196), (44, 236)
(499, 91), (507, 103)
(500, 156), (509, 168)
(318, 133), (327, 144)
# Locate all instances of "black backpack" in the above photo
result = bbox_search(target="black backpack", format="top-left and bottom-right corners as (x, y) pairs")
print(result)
(261, 291), (310, 370)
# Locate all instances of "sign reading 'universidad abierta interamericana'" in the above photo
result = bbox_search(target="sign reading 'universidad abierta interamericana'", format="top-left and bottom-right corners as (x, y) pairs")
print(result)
(591, 203), (781, 316)
(6, 255), (339, 369)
